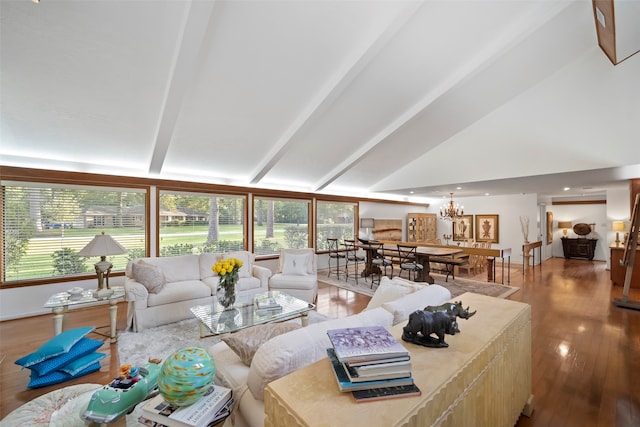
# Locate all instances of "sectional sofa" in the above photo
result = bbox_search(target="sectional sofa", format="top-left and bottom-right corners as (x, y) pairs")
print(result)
(208, 277), (452, 427)
(124, 251), (272, 332)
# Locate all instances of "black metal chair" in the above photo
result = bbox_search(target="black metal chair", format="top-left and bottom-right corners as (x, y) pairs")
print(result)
(327, 238), (345, 280)
(370, 241), (394, 288)
(396, 244), (423, 281)
(343, 239), (365, 285)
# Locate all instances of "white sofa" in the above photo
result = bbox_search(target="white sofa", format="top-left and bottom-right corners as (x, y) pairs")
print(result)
(268, 248), (318, 304)
(208, 277), (452, 427)
(124, 252), (272, 332)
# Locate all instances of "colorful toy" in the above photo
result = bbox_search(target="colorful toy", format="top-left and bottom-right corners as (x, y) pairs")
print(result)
(82, 359), (161, 424)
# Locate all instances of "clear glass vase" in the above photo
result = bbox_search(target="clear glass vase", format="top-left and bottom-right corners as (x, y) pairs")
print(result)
(217, 277), (237, 310)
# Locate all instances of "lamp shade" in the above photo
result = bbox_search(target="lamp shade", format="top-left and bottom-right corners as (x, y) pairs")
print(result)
(78, 232), (127, 257)
(612, 221), (625, 232)
(557, 221), (572, 229)
(360, 218), (375, 228)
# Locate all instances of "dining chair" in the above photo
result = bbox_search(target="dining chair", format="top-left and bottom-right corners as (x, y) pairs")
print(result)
(370, 241), (394, 288)
(343, 239), (365, 285)
(327, 238), (345, 280)
(396, 244), (423, 281)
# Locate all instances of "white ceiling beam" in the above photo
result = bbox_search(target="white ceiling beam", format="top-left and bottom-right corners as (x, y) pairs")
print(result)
(248, 1), (424, 185)
(148, 0), (217, 175)
(313, 1), (573, 193)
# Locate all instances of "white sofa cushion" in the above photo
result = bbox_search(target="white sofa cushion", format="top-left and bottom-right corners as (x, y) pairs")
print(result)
(247, 307), (393, 401)
(146, 280), (212, 307)
(143, 254), (201, 283)
(277, 248), (315, 274)
(223, 251), (253, 278)
(199, 252), (221, 279)
(381, 284), (452, 325)
(365, 276), (426, 310)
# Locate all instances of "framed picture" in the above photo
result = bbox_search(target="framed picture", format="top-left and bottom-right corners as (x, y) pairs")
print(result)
(453, 215), (474, 242)
(546, 211), (553, 244)
(475, 214), (499, 243)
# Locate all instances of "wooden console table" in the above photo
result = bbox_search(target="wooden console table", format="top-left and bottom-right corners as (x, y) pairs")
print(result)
(264, 293), (532, 427)
(561, 237), (597, 260)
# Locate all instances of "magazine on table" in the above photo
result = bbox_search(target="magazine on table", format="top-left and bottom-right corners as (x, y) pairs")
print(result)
(344, 362), (412, 383)
(327, 325), (409, 364)
(255, 296), (281, 309)
(142, 385), (232, 427)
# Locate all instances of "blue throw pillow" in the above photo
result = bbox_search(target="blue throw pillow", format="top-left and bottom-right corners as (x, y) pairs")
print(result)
(28, 361), (101, 389)
(58, 351), (106, 376)
(26, 338), (103, 377)
(15, 326), (95, 368)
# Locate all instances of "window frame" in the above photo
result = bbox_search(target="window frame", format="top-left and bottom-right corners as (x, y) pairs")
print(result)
(1, 178), (150, 288)
(315, 200), (358, 253)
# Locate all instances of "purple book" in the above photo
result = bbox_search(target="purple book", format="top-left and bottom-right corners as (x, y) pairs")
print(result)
(327, 326), (409, 364)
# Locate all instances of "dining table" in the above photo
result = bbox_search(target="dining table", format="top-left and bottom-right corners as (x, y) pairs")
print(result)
(357, 242), (464, 284)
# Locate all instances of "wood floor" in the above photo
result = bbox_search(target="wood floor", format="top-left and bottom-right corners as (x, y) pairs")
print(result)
(2, 257), (640, 426)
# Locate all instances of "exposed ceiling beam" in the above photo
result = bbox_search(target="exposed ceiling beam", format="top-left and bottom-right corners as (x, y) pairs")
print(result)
(249, 1), (423, 186)
(148, 0), (216, 174)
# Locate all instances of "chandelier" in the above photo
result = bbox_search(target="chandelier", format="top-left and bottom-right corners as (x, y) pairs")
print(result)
(440, 192), (464, 221)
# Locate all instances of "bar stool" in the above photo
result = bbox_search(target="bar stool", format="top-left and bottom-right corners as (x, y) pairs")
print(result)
(370, 241), (393, 288)
(327, 238), (345, 280)
(343, 239), (365, 285)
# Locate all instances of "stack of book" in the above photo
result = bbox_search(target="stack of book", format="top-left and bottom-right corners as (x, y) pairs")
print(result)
(255, 296), (282, 315)
(140, 385), (233, 427)
(326, 325), (421, 402)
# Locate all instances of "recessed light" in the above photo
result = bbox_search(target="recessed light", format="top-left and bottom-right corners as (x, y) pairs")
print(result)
(409, 191), (414, 194)
(456, 186), (462, 190)
(563, 187), (571, 191)
(484, 193), (490, 196)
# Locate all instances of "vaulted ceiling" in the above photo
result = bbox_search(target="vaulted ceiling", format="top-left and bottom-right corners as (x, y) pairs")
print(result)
(1, 0), (639, 202)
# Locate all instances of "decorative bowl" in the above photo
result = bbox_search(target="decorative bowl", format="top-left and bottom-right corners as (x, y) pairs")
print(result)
(157, 347), (215, 407)
(67, 287), (84, 299)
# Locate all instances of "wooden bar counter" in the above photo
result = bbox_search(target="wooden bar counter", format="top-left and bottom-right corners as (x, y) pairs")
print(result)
(264, 293), (532, 427)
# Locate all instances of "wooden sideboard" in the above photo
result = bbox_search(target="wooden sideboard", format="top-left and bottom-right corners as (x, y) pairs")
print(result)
(264, 293), (532, 427)
(407, 213), (437, 243)
(610, 244), (640, 289)
(561, 237), (597, 260)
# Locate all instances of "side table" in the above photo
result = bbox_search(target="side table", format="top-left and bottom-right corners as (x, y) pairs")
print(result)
(43, 286), (125, 343)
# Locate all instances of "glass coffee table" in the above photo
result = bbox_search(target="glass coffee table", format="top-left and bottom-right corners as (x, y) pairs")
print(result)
(43, 286), (126, 343)
(190, 291), (315, 338)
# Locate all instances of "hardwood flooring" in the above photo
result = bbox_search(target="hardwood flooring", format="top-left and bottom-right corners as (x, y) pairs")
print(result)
(2, 257), (640, 426)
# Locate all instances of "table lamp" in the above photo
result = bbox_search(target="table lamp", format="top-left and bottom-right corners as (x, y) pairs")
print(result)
(78, 232), (127, 293)
(360, 218), (375, 241)
(557, 221), (572, 238)
(612, 221), (625, 246)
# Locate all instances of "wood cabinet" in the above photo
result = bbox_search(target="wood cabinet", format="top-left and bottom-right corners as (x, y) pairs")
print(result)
(561, 238), (597, 260)
(610, 245), (640, 288)
(407, 213), (436, 242)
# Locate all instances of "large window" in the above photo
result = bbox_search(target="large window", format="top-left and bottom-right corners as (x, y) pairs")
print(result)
(1, 181), (147, 283)
(316, 201), (356, 250)
(253, 197), (310, 256)
(159, 190), (246, 256)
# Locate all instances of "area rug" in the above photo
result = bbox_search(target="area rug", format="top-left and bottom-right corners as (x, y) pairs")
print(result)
(318, 268), (519, 300)
(118, 310), (329, 367)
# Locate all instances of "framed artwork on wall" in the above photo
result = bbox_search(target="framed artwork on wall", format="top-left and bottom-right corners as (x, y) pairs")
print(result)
(453, 215), (474, 242)
(475, 214), (499, 243)
(546, 212), (553, 244)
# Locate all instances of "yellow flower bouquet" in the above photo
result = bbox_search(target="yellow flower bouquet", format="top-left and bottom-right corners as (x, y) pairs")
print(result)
(212, 258), (243, 309)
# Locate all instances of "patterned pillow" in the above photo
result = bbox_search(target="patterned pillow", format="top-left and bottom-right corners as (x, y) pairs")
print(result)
(25, 337), (103, 377)
(28, 362), (101, 389)
(221, 322), (301, 366)
(132, 261), (166, 293)
(15, 327), (95, 368)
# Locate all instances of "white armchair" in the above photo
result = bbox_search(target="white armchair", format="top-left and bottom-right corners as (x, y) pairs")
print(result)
(268, 248), (318, 304)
